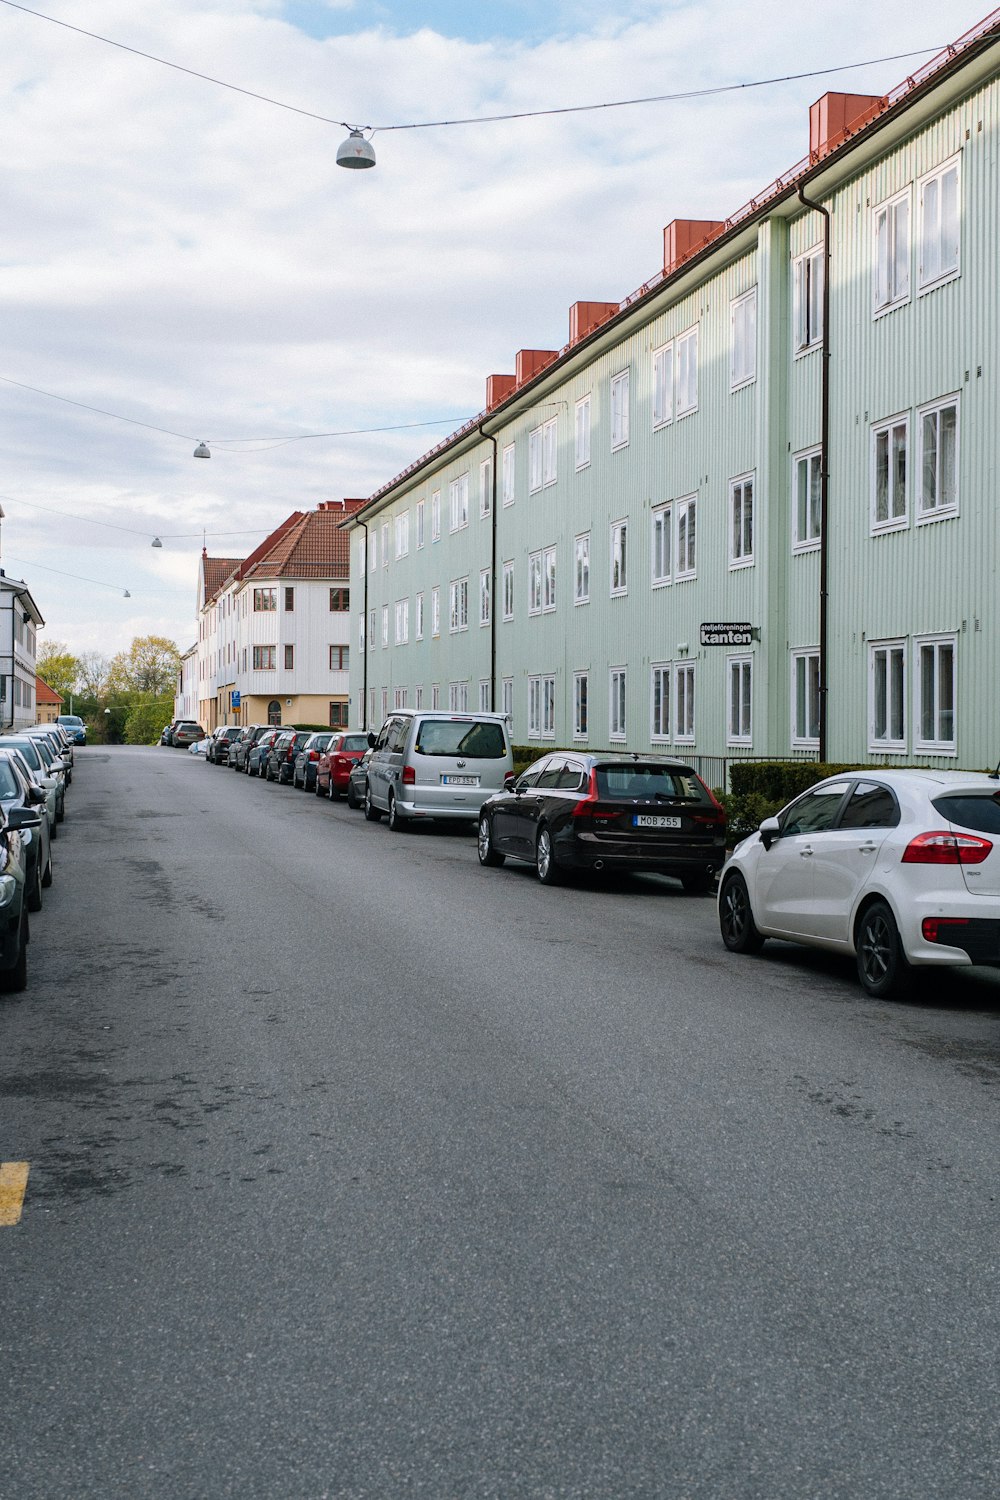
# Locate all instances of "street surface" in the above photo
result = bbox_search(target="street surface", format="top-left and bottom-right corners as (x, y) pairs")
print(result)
(2, 746), (999, 1499)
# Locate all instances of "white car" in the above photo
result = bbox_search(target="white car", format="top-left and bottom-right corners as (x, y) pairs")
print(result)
(718, 768), (1000, 998)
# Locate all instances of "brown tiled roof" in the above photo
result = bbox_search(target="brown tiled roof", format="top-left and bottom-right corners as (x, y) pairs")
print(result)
(241, 503), (359, 582)
(35, 676), (63, 706)
(203, 556), (243, 598)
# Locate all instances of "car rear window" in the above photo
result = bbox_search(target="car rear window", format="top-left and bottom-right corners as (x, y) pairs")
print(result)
(342, 735), (369, 752)
(932, 792), (1000, 834)
(7, 741), (41, 771)
(595, 764), (710, 801)
(414, 720), (507, 759)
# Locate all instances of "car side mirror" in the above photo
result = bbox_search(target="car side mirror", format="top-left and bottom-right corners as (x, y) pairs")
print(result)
(367, 732), (376, 749)
(28, 785), (47, 805)
(503, 774), (516, 792)
(6, 806), (41, 830)
(758, 816), (780, 851)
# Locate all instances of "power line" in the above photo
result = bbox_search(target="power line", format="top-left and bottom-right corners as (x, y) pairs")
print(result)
(3, 555), (131, 595)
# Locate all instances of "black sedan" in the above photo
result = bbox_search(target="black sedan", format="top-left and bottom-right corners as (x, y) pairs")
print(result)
(477, 752), (727, 889)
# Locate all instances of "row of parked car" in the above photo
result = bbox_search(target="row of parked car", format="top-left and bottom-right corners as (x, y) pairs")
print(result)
(175, 708), (1000, 1002)
(0, 721), (78, 992)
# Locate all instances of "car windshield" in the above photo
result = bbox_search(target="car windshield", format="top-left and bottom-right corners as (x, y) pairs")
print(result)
(933, 792), (1000, 834)
(595, 764), (710, 802)
(59, 717), (83, 726)
(414, 719), (506, 758)
(7, 740), (43, 771)
(342, 734), (368, 752)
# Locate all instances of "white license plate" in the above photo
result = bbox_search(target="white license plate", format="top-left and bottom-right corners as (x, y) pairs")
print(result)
(441, 775), (479, 786)
(633, 814), (682, 829)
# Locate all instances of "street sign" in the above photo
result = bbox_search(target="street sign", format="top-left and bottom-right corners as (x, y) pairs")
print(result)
(700, 622), (755, 647)
(231, 691), (241, 708)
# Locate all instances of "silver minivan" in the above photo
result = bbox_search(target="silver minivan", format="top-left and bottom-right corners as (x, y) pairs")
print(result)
(364, 710), (513, 830)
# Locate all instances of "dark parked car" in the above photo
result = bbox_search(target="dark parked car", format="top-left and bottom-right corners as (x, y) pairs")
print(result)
(265, 730), (313, 784)
(0, 800), (30, 991)
(292, 732), (334, 791)
(316, 731), (370, 799)
(0, 750), (51, 914)
(57, 714), (87, 745)
(477, 752), (727, 889)
(206, 725), (244, 765)
(3, 735), (66, 824)
(247, 728), (281, 777)
(345, 747), (373, 810)
(230, 725), (268, 772)
(172, 721), (206, 749)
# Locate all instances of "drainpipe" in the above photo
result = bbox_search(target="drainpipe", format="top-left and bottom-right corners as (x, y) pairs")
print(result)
(477, 423), (499, 710)
(797, 182), (831, 763)
(358, 518), (370, 730)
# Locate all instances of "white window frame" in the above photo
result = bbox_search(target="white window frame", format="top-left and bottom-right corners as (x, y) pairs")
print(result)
(873, 187), (911, 315)
(414, 686), (424, 710)
(394, 686), (408, 711)
(394, 599), (409, 646)
(653, 342), (673, 428)
(528, 551), (543, 615)
(415, 591), (424, 641)
(611, 370), (630, 451)
(368, 534), (377, 573)
(480, 457), (493, 518)
(479, 568), (491, 627)
(502, 560), (514, 622)
(380, 605), (389, 648)
(918, 154), (960, 293)
(542, 417), (557, 487)
(574, 532), (590, 605)
(914, 633), (957, 755)
(502, 676), (513, 725)
(916, 396), (959, 523)
(870, 414), (908, 533)
(793, 245), (824, 354)
(573, 672), (589, 740)
(791, 649), (821, 749)
(542, 676), (555, 739)
(431, 491), (441, 542)
(381, 521), (389, 568)
(431, 683), (440, 710)
(502, 443), (515, 506)
(449, 577), (469, 633)
(675, 326), (698, 417)
(431, 586), (440, 638)
(542, 546), (556, 613)
(416, 499), (425, 549)
(674, 662), (695, 744)
(528, 427), (543, 493)
(675, 495), (697, 581)
(727, 655), (753, 746)
(368, 608), (375, 646)
(651, 503), (672, 587)
(729, 474), (754, 567)
(609, 667), (627, 742)
(793, 447), (823, 552)
(394, 510), (409, 560)
(449, 473), (469, 532)
(650, 663), (671, 742)
(575, 395), (591, 470)
(868, 639), (907, 752)
(610, 519), (628, 596)
(527, 676), (542, 739)
(730, 290), (757, 390)
(449, 681), (469, 712)
(479, 679), (491, 713)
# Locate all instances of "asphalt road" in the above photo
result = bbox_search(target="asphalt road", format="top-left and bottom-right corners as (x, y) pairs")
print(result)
(2, 746), (999, 1499)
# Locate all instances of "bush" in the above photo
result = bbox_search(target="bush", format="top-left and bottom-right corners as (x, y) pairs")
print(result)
(722, 762), (865, 845)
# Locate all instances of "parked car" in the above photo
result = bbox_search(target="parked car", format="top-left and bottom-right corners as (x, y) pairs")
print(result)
(26, 725), (72, 778)
(316, 732), (369, 799)
(247, 728), (281, 777)
(56, 714), (87, 745)
(477, 752), (726, 888)
(265, 730), (313, 784)
(718, 768), (1000, 999)
(345, 748), (373, 809)
(0, 805), (30, 991)
(0, 751), (51, 913)
(160, 722), (176, 745)
(290, 732), (333, 791)
(0, 745), (59, 842)
(172, 721), (205, 749)
(206, 725), (244, 765)
(231, 725), (268, 773)
(2, 736), (65, 825)
(364, 711), (514, 830)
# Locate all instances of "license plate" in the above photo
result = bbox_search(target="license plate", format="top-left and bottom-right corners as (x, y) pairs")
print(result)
(441, 775), (479, 786)
(633, 814), (681, 829)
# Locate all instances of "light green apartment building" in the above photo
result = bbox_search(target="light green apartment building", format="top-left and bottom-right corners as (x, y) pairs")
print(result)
(348, 17), (1000, 781)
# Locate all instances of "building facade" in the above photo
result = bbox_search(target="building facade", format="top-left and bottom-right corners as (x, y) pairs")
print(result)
(0, 572), (43, 732)
(346, 17), (1000, 779)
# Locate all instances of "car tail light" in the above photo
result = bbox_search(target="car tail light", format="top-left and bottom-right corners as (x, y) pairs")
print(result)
(902, 831), (993, 865)
(402, 765), (415, 785)
(308, 750), (319, 761)
(922, 917), (971, 943)
(696, 775), (726, 814)
(572, 770), (624, 820)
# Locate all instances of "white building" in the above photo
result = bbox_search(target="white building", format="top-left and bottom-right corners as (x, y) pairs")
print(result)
(0, 571), (43, 732)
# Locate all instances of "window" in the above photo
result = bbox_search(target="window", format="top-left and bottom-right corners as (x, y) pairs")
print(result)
(368, 608), (375, 647)
(542, 418), (557, 487)
(651, 664), (671, 741)
(479, 457), (493, 518)
(676, 496), (697, 580)
(479, 679), (491, 712)
(528, 677), (541, 738)
(395, 600), (409, 645)
(917, 398), (958, 520)
(381, 521), (389, 566)
(542, 677), (555, 738)
(729, 475), (754, 566)
(727, 656), (753, 744)
(543, 547), (556, 612)
(502, 443), (515, 506)
(610, 520), (628, 595)
(358, 612), (365, 651)
(395, 511), (409, 558)
(502, 560), (514, 621)
(368, 534), (377, 573)
(573, 672), (588, 739)
(449, 577), (469, 633)
(676, 327), (698, 416)
(431, 684), (440, 710)
(480, 568), (491, 627)
(529, 418), (557, 491)
(653, 343), (673, 427)
(284, 644), (294, 670)
(330, 587), (350, 611)
(528, 676), (556, 739)
(381, 605), (389, 648)
(793, 245), (824, 353)
(253, 645), (276, 670)
(393, 687), (408, 711)
(611, 370), (629, 449)
(449, 474), (469, 531)
(284, 586), (295, 612)
(528, 551), (543, 614)
(328, 701), (348, 728)
(415, 686), (424, 710)
(675, 662), (695, 742)
(652, 503), (672, 586)
(431, 586), (440, 637)
(415, 592), (424, 640)
(793, 448), (822, 550)
(915, 635), (956, 753)
(449, 681), (469, 712)
(416, 499), (425, 548)
(867, 414), (909, 532)
(918, 156), (960, 291)
(528, 427), (543, 492)
(253, 588), (276, 612)
(431, 491), (441, 541)
(575, 396), (591, 469)
(358, 538), (366, 577)
(869, 640), (906, 750)
(730, 290), (756, 388)
(874, 189), (910, 313)
(792, 650), (821, 747)
(574, 533), (590, 604)
(610, 667), (627, 741)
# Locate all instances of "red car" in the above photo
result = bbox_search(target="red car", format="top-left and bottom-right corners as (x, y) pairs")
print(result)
(316, 731), (370, 800)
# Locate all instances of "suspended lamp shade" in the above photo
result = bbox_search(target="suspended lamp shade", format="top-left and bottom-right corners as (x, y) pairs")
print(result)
(193, 441), (211, 458)
(151, 536), (163, 548)
(123, 589), (131, 598)
(336, 129), (376, 169)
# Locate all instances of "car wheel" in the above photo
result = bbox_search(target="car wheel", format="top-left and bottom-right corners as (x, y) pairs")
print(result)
(681, 869), (715, 895)
(0, 912), (28, 993)
(346, 780), (360, 809)
(27, 858), (42, 913)
(387, 792), (407, 831)
(364, 785), (382, 822)
(56, 800), (65, 824)
(478, 814), (505, 867)
(41, 853), (53, 888)
(719, 873), (765, 954)
(535, 826), (560, 885)
(49, 817), (57, 841)
(315, 779), (326, 797)
(856, 900), (911, 999)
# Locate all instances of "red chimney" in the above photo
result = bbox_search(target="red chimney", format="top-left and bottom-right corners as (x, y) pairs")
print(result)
(809, 92), (884, 161)
(515, 349), (558, 385)
(663, 219), (725, 273)
(486, 374), (517, 410)
(569, 301), (619, 344)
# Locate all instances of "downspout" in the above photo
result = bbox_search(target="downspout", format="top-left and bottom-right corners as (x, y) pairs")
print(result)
(477, 422), (499, 711)
(358, 518), (369, 730)
(797, 182), (831, 763)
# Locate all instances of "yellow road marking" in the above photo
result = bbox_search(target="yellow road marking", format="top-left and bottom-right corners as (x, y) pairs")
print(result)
(0, 1162), (29, 1225)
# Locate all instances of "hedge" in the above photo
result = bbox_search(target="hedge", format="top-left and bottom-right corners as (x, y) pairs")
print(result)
(720, 762), (866, 844)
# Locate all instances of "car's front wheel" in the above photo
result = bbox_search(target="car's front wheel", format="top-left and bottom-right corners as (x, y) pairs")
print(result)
(0, 911), (28, 993)
(346, 779), (361, 809)
(535, 826), (560, 885)
(856, 900), (911, 999)
(387, 792), (406, 832)
(26, 857), (42, 913)
(478, 814), (504, 867)
(364, 786), (382, 822)
(719, 873), (765, 954)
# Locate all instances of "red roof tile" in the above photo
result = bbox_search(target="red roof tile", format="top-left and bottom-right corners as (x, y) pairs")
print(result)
(35, 676), (63, 706)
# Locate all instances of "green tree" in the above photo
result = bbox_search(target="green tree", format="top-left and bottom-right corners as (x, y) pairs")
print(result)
(107, 635), (181, 696)
(36, 642), (80, 703)
(123, 695), (175, 745)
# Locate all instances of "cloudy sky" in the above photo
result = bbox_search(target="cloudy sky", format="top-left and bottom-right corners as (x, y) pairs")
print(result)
(0, 0), (976, 657)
